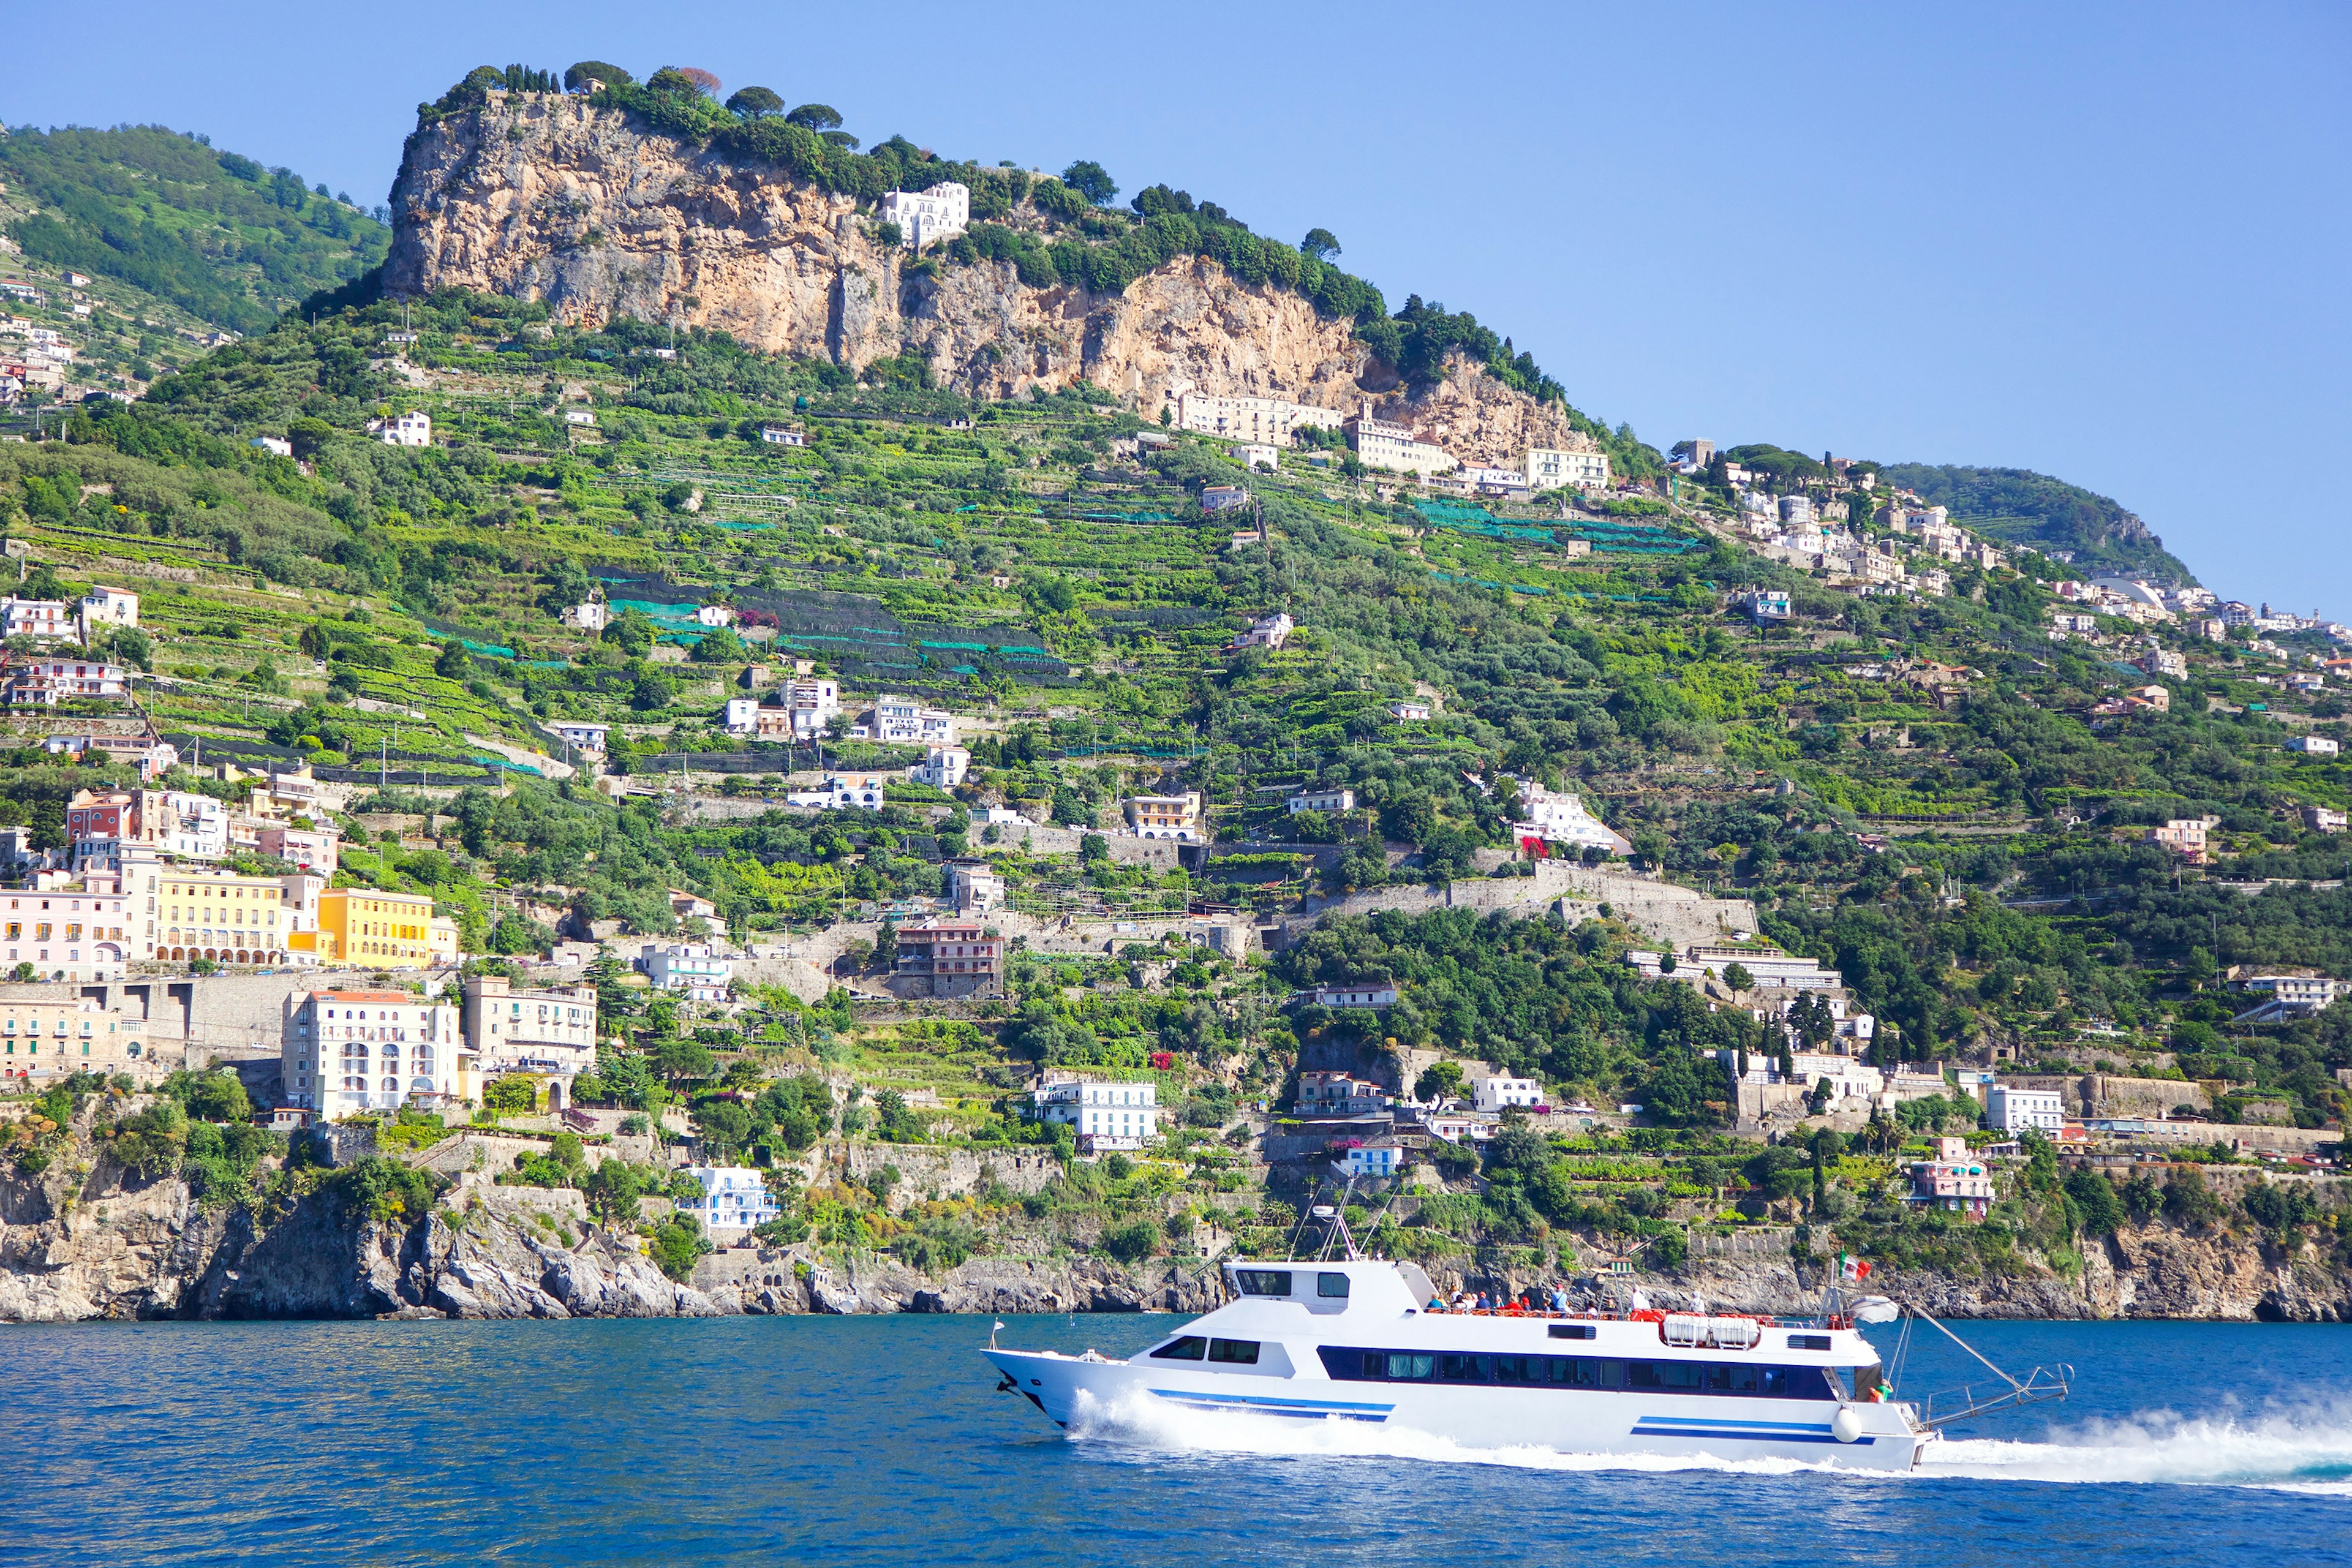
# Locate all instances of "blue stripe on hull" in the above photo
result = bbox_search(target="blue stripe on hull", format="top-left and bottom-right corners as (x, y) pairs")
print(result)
(1631, 1423), (1875, 1446)
(1148, 1389), (1395, 1422)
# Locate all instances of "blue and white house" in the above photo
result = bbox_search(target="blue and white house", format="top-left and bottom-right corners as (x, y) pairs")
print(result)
(682, 1166), (778, 1240)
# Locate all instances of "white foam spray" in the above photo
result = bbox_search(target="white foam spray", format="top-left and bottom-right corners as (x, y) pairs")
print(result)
(1063, 1387), (2352, 1490)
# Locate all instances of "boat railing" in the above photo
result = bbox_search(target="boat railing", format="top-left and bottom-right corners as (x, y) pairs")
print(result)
(1417, 1306), (1847, 1331)
(1917, 1363), (2073, 1429)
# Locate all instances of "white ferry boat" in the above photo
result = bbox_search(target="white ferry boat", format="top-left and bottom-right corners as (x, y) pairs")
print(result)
(987, 1257), (1936, 1469)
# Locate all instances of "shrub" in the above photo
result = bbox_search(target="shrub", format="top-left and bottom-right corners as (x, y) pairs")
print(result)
(649, 1215), (712, 1280)
(1098, 1218), (1158, 1264)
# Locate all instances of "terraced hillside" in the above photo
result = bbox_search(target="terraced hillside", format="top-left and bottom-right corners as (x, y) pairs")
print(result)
(0, 96), (2347, 1299)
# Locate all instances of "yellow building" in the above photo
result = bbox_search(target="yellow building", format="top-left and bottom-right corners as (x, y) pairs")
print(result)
(296, 888), (461, 970)
(152, 869), (292, 967)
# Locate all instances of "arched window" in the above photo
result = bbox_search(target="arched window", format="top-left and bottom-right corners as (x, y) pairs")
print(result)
(380, 1077), (399, 1093)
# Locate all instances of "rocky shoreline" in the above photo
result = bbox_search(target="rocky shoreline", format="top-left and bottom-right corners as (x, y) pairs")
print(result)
(4, 1127), (2345, 1324)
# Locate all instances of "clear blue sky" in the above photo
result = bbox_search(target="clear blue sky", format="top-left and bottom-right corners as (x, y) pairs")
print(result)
(10, 1), (2348, 612)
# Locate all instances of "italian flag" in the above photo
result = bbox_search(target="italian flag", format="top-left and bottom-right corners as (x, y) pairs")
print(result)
(1839, 1253), (1872, 1281)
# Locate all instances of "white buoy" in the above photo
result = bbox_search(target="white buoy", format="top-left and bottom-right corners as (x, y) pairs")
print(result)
(1831, 1406), (1866, 1444)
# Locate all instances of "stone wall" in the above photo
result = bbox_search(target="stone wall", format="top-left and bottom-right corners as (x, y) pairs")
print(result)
(1270, 860), (1757, 952)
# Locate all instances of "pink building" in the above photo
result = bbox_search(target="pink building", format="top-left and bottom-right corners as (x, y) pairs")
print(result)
(1905, 1136), (1994, 1220)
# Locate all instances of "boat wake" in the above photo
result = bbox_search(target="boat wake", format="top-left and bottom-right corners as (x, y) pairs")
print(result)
(1924, 1403), (2352, 1491)
(1064, 1388), (2352, 1491)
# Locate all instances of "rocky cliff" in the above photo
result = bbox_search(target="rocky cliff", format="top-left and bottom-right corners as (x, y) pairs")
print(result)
(1461, 1223), (2352, 1324)
(0, 1117), (1210, 1322)
(383, 92), (1594, 467)
(12, 1105), (2332, 1322)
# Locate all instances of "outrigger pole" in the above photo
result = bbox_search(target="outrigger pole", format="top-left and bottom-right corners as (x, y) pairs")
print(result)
(1885, 1298), (2073, 1430)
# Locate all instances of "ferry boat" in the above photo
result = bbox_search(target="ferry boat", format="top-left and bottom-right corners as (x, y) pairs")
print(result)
(987, 1256), (1942, 1469)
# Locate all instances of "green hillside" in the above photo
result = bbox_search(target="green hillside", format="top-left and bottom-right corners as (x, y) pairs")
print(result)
(1879, 463), (2196, 583)
(0, 125), (390, 335)
(0, 124), (2346, 1283)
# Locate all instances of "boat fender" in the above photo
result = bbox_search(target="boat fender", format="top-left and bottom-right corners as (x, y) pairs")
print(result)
(1831, 1406), (1866, 1444)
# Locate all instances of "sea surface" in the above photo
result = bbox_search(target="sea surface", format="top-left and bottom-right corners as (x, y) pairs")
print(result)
(4, 1311), (2349, 1566)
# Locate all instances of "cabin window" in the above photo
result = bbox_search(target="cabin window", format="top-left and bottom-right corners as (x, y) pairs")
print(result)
(1317, 1272), (1350, 1299)
(1149, 1336), (1208, 1360)
(1788, 1333), (1832, 1351)
(1491, 1355), (1534, 1384)
(1547, 1323), (1597, 1340)
(1235, 1270), (1292, 1297)
(1207, 1338), (1260, 1365)
(1385, 1353), (1434, 1381)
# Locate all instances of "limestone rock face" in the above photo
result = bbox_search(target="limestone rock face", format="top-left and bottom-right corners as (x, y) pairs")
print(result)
(0, 1128), (718, 1322)
(384, 95), (1597, 467)
(696, 1246), (1224, 1317)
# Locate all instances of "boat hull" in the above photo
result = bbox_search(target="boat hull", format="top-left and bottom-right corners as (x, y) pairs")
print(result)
(984, 1348), (1925, 1471)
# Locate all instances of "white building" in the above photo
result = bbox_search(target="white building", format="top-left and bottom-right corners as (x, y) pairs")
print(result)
(1512, 780), (1631, 856)
(1525, 447), (1611, 492)
(1, 598), (76, 643)
(1235, 443), (1279, 471)
(758, 424), (806, 446)
(1232, 612), (1292, 650)
(1629, 944), (1844, 993)
(859, 694), (958, 747)
(1303, 981), (1398, 1009)
(1779, 495), (1816, 526)
(782, 677), (841, 737)
(1, 658), (130, 710)
(724, 697), (763, 735)
(1288, 787), (1354, 816)
(695, 603), (738, 628)
(1389, 700), (1433, 722)
(1345, 413), (1455, 477)
(2234, 974), (2348, 1016)
(1030, 1077), (1160, 1150)
(946, 859), (1005, 915)
(551, 720), (609, 755)
(2285, 736), (2340, 755)
(369, 412), (431, 447)
(639, 943), (732, 1001)
(1461, 466), (1526, 492)
(1471, 1075), (1542, 1112)
(1174, 388), (1343, 448)
(1986, 1085), (2065, 1134)
(680, 1166), (780, 1240)
(1333, 1141), (1408, 1180)
(282, 989), (462, 1114)
(878, 181), (970, 249)
(564, 409), (596, 427)
(250, 436), (292, 458)
(562, 601), (609, 633)
(78, 586), (139, 630)
(786, 772), (892, 811)
(910, 745), (969, 789)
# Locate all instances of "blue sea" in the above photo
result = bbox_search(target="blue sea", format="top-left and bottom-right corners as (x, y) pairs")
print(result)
(4, 1313), (2348, 1566)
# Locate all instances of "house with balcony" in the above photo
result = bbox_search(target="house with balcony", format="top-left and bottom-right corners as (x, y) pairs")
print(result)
(892, 919), (1003, 998)
(1904, 1136), (1994, 1219)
